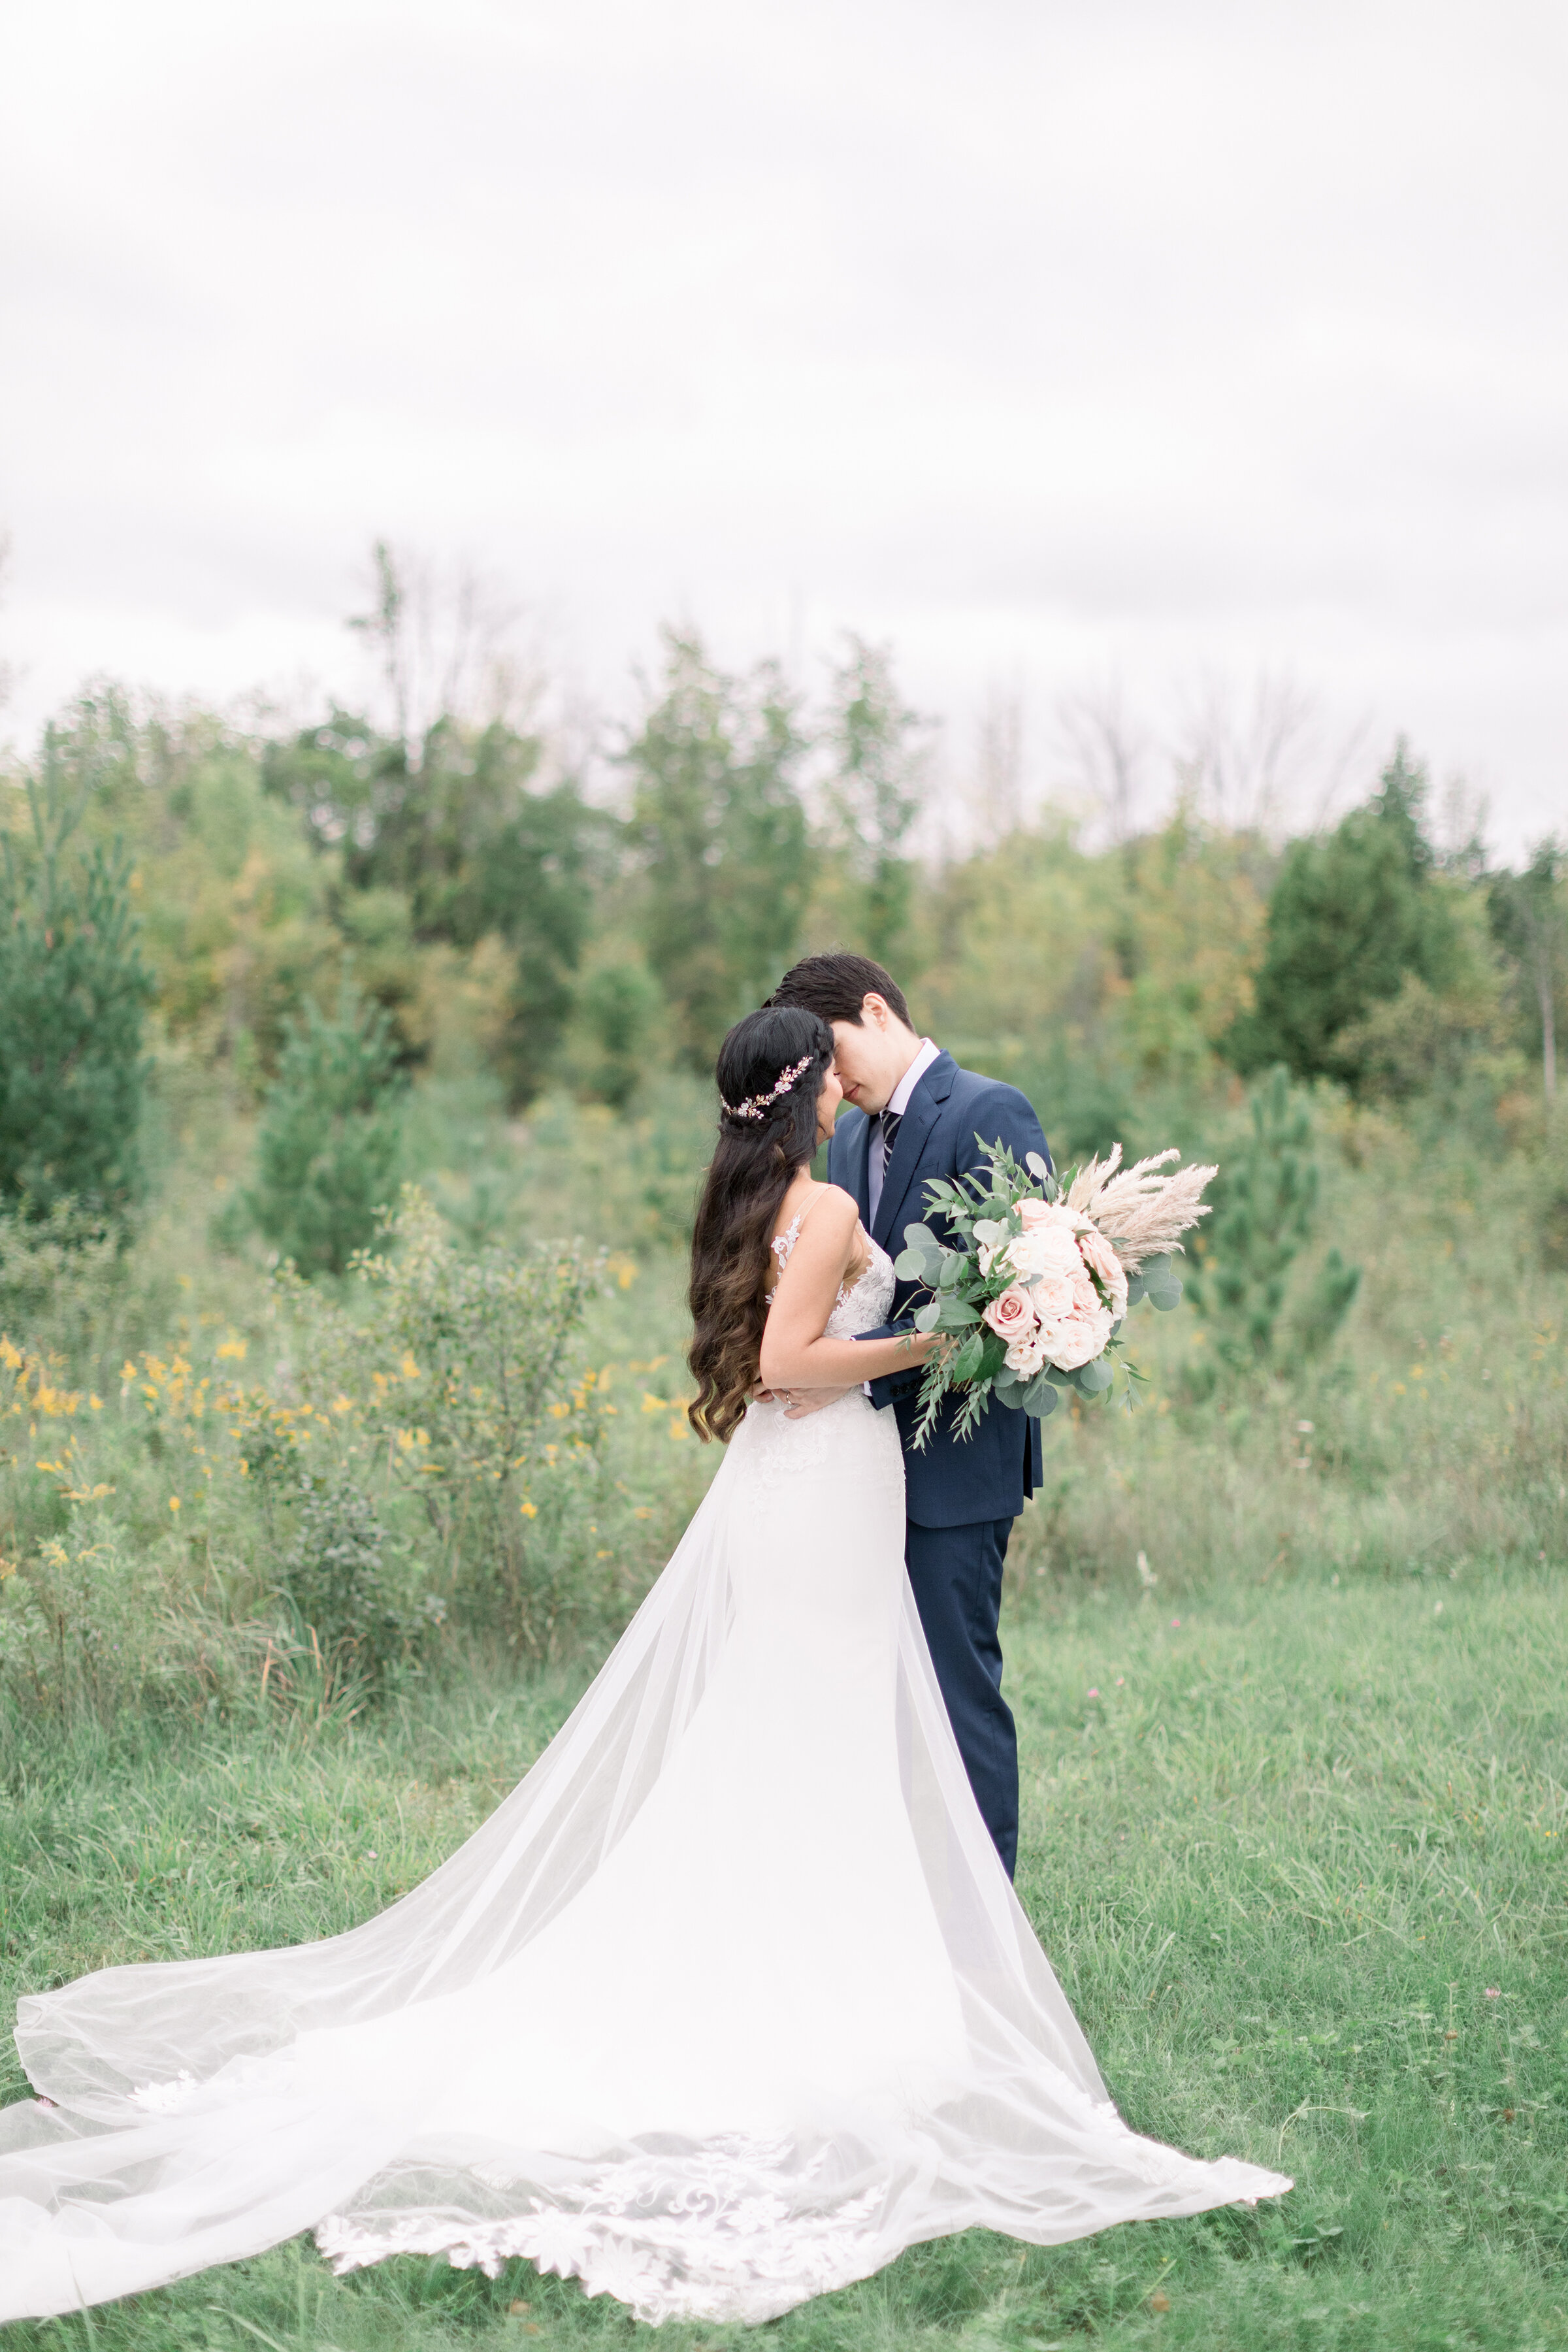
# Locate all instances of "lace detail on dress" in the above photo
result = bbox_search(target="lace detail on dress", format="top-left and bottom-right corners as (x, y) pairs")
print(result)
(766, 1207), (890, 1324)
(318, 2138), (890, 2326)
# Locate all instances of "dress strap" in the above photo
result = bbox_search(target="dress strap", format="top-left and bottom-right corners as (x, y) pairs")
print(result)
(764, 1194), (834, 1303)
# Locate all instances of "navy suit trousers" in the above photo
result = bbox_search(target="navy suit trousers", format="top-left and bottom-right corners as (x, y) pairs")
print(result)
(905, 1516), (1019, 1878)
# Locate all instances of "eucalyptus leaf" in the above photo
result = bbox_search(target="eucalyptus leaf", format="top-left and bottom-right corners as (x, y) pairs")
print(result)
(1077, 1356), (1114, 1394)
(938, 1299), (981, 1328)
(952, 1333), (985, 1382)
(893, 1249), (927, 1281)
(1124, 1271), (1147, 1308)
(1149, 1280), (1183, 1311)
(913, 1301), (941, 1332)
(903, 1223), (939, 1254)
(1025, 1151), (1050, 1179)
(1021, 1373), (1061, 1416)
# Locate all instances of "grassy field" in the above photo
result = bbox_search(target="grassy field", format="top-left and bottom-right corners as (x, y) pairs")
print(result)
(3, 1077), (1566, 2348)
(3, 1556), (1565, 2352)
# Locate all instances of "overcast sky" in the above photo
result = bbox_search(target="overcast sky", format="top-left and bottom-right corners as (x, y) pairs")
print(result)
(3, 0), (1564, 850)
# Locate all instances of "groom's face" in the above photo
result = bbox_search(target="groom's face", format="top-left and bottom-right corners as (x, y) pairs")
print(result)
(830, 996), (912, 1117)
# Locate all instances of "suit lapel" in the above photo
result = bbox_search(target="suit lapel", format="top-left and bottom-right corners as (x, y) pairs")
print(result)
(851, 1109), (873, 1225)
(833, 1107), (873, 1225)
(872, 1053), (956, 1250)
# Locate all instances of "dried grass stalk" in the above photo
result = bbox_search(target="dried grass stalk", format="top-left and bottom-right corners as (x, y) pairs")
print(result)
(1067, 1145), (1217, 1271)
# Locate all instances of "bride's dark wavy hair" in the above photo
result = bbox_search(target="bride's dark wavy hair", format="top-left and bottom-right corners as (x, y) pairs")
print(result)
(687, 1005), (835, 1443)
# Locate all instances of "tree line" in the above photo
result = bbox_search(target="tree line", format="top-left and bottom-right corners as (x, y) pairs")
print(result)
(0, 557), (1563, 1267)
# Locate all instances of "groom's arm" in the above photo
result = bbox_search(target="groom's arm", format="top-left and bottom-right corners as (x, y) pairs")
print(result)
(857, 1079), (1051, 1413)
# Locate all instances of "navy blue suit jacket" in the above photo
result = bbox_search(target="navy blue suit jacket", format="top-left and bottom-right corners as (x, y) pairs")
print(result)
(828, 1051), (1049, 1529)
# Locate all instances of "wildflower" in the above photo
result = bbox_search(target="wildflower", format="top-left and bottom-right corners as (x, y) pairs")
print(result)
(1087, 1688), (1100, 1699)
(169, 1497), (181, 1514)
(1170, 1616), (1181, 1628)
(519, 1498), (538, 1520)
(1484, 1987), (1501, 1999)
(216, 1337), (248, 1362)
(1137, 1550), (1157, 1589)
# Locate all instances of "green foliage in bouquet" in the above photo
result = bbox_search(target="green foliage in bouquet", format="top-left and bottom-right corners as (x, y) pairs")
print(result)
(894, 1140), (1194, 1449)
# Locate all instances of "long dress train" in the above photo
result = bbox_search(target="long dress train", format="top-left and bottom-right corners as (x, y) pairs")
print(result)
(0, 1238), (1288, 2326)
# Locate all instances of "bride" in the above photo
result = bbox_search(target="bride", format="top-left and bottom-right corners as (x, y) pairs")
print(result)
(0, 1005), (1288, 2328)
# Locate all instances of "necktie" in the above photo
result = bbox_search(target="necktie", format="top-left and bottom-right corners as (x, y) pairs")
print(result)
(879, 1108), (903, 1181)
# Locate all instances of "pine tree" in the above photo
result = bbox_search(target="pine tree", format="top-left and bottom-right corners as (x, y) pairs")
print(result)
(0, 772), (154, 1221)
(1188, 1068), (1359, 1364)
(248, 981), (404, 1275)
(1489, 838), (1563, 1102)
(1229, 742), (1463, 1087)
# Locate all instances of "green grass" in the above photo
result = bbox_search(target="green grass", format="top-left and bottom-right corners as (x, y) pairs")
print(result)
(5, 1561), (1566, 2351)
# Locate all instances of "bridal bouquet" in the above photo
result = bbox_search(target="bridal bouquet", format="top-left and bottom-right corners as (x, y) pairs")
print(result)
(896, 1141), (1217, 1447)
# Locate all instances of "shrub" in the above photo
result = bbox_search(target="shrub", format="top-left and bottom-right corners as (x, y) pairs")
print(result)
(0, 775), (154, 1220)
(278, 1473), (437, 1693)
(280, 1190), (605, 1649)
(577, 955), (664, 1111)
(0, 1198), (123, 1364)
(0, 1521), (235, 1721)
(249, 979), (404, 1275)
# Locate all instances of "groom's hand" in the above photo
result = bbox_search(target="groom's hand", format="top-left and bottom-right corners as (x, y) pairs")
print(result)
(781, 1385), (857, 1418)
(749, 1379), (857, 1416)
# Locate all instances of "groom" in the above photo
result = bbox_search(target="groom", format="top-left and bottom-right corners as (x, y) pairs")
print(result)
(768, 953), (1048, 1879)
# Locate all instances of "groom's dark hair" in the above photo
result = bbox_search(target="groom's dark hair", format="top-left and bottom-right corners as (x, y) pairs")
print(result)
(768, 953), (913, 1030)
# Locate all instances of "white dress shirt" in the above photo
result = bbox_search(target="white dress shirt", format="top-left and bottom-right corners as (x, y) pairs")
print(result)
(867, 1037), (941, 1228)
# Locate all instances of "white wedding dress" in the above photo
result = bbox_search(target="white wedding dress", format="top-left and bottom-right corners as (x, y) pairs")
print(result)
(0, 1228), (1288, 2327)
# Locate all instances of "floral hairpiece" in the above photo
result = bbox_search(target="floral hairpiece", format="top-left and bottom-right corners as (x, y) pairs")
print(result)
(721, 1053), (813, 1122)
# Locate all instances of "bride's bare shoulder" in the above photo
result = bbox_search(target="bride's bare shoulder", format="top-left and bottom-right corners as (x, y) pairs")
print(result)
(778, 1183), (858, 1254)
(809, 1183), (861, 1230)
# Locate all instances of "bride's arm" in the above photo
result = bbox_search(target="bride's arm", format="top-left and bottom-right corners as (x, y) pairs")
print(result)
(758, 1188), (939, 1390)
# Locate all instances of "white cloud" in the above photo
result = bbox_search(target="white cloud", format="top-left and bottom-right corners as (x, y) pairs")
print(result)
(1, 0), (1564, 848)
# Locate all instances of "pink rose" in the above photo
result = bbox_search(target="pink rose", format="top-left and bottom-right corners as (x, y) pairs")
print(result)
(983, 1283), (1038, 1345)
(1005, 1220), (1081, 1284)
(1037, 1297), (1113, 1371)
(1017, 1196), (1055, 1230)
(1076, 1223), (1129, 1317)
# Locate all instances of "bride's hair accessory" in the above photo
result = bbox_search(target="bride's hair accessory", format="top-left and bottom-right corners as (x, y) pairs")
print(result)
(721, 1054), (813, 1122)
